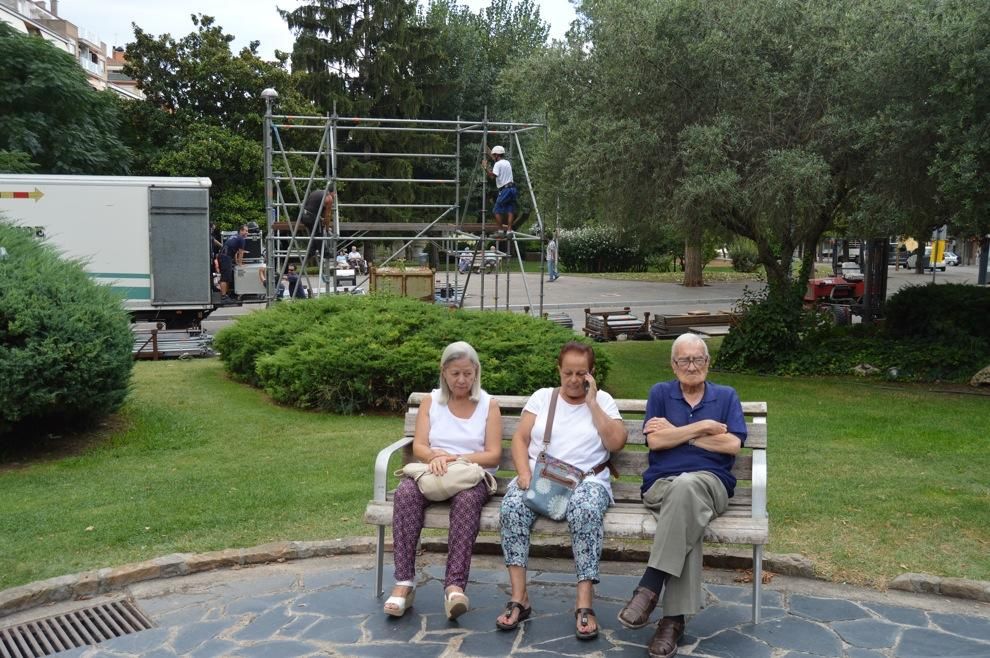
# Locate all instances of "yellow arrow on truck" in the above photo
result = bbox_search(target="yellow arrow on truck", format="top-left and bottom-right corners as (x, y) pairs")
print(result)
(0, 187), (44, 202)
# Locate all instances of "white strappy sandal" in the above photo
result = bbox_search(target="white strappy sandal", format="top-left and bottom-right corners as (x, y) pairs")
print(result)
(444, 588), (469, 621)
(384, 580), (416, 617)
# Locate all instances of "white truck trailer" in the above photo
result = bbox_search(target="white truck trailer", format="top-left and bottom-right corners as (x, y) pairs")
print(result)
(0, 175), (217, 327)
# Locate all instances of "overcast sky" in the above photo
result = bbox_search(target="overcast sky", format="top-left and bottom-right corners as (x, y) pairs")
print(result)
(54, 0), (577, 59)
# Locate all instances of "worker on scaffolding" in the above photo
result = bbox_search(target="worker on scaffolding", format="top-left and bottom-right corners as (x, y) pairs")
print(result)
(483, 145), (517, 235)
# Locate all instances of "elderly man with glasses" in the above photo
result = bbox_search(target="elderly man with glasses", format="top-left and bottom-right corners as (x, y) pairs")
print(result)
(617, 333), (747, 658)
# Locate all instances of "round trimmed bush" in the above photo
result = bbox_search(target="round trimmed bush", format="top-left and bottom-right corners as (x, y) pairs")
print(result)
(214, 295), (609, 413)
(0, 221), (134, 438)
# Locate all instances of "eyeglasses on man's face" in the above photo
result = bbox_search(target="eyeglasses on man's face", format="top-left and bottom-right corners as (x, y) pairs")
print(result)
(673, 356), (709, 368)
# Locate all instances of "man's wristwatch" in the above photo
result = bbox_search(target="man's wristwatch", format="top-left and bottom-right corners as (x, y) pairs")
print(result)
(687, 438), (697, 447)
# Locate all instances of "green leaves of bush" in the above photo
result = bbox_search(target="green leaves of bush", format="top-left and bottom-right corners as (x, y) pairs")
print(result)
(214, 295), (608, 413)
(0, 222), (134, 438)
(559, 224), (641, 273)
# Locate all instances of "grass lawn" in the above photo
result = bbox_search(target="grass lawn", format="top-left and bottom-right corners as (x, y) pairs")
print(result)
(2, 347), (988, 591)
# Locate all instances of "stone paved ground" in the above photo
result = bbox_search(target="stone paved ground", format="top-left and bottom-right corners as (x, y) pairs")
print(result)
(11, 554), (990, 657)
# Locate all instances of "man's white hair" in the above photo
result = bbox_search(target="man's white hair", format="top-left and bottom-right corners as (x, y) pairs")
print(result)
(671, 333), (710, 362)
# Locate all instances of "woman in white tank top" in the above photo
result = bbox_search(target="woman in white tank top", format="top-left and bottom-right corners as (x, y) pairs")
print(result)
(384, 342), (502, 621)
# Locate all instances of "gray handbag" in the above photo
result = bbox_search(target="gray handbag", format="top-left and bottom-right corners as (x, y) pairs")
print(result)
(523, 389), (589, 520)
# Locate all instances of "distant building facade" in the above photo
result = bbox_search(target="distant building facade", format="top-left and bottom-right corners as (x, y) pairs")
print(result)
(1, 0), (143, 99)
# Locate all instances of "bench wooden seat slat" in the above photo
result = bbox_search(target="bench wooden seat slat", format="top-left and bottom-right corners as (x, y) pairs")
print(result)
(367, 391), (770, 624)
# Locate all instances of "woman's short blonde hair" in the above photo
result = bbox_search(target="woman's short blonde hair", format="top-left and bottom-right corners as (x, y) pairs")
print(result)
(437, 341), (481, 404)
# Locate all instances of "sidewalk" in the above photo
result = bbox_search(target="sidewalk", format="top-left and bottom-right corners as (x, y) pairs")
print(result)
(8, 553), (989, 657)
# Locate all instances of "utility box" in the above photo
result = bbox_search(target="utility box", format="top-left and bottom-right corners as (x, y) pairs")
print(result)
(370, 266), (434, 300)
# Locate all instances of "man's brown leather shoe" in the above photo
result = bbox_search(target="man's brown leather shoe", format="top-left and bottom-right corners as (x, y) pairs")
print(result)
(617, 586), (659, 629)
(648, 616), (685, 658)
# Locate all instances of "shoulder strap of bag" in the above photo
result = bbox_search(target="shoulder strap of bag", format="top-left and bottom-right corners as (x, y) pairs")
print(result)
(541, 387), (560, 451)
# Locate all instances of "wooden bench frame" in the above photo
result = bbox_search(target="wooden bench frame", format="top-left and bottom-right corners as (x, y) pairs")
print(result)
(365, 393), (769, 623)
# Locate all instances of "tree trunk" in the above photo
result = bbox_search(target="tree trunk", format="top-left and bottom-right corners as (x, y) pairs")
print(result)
(682, 227), (704, 287)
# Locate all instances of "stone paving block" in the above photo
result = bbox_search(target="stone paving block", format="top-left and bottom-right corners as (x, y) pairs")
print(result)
(746, 616), (843, 656)
(341, 642), (451, 657)
(233, 639), (321, 657)
(230, 607), (294, 642)
(72, 570), (102, 598)
(141, 648), (178, 658)
(97, 626), (173, 654)
(688, 602), (756, 638)
(170, 619), (238, 654)
(895, 627), (990, 658)
(594, 573), (643, 602)
(225, 591), (295, 615)
(705, 583), (783, 609)
(139, 592), (218, 616)
(929, 611), (990, 642)
(277, 612), (322, 638)
(788, 594), (869, 622)
(153, 603), (210, 627)
(860, 601), (928, 627)
(187, 639), (241, 658)
(458, 628), (521, 656)
(298, 617), (364, 644)
(845, 649), (888, 658)
(294, 588), (381, 617)
(693, 629), (773, 658)
(832, 618), (901, 649)
(299, 567), (376, 591)
(363, 609), (426, 643)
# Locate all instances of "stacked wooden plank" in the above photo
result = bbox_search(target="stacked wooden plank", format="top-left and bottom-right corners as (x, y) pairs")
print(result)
(651, 310), (737, 339)
(543, 311), (574, 329)
(583, 307), (652, 341)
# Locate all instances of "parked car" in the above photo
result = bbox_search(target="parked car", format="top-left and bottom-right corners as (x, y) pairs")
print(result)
(943, 250), (959, 266)
(907, 247), (947, 272)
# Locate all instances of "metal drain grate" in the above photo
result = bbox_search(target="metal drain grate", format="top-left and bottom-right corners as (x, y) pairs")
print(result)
(0, 598), (154, 657)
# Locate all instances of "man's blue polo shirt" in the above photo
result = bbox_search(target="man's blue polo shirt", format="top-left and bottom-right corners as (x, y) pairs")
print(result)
(641, 380), (747, 497)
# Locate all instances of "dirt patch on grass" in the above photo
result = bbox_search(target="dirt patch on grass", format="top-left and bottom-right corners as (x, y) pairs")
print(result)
(0, 413), (131, 471)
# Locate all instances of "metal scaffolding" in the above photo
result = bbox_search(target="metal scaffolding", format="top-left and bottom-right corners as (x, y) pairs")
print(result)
(260, 91), (549, 315)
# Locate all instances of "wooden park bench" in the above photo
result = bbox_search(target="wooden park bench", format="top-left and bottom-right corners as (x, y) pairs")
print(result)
(650, 311), (738, 339)
(583, 307), (653, 341)
(364, 393), (770, 623)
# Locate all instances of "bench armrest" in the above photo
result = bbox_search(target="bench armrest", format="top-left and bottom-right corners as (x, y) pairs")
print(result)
(751, 448), (767, 519)
(374, 436), (413, 502)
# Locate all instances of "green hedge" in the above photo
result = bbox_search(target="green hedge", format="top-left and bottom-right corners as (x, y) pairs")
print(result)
(0, 221), (133, 438)
(214, 295), (609, 413)
(559, 224), (641, 272)
(715, 284), (990, 382)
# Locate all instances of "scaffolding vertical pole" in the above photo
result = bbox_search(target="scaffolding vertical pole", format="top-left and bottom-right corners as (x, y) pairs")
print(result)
(480, 109), (489, 311)
(514, 131), (546, 315)
(262, 89), (277, 304)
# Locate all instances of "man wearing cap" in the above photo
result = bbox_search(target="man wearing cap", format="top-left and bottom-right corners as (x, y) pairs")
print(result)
(483, 145), (517, 234)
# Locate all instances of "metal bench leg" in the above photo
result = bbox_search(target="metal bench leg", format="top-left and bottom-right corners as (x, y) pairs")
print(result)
(375, 525), (385, 598)
(752, 544), (763, 624)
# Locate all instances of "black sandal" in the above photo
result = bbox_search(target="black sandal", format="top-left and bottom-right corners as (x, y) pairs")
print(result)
(575, 607), (599, 640)
(495, 601), (532, 631)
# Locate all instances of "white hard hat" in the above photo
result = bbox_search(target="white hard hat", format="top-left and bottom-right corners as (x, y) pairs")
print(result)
(491, 145), (505, 155)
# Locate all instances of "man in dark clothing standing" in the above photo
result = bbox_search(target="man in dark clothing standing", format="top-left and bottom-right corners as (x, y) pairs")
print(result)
(617, 333), (747, 658)
(219, 225), (248, 300)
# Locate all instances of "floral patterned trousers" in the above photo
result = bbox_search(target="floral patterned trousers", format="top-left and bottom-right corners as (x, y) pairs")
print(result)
(392, 477), (490, 590)
(500, 479), (610, 583)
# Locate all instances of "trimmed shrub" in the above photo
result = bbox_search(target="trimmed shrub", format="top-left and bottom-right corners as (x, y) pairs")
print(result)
(559, 224), (641, 272)
(715, 283), (990, 382)
(883, 283), (990, 342)
(0, 221), (133, 438)
(214, 295), (610, 414)
(728, 240), (759, 273)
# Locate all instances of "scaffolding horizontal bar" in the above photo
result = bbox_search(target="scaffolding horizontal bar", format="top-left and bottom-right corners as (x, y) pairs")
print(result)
(272, 124), (328, 130)
(335, 177), (456, 184)
(343, 125), (460, 134)
(269, 114), (545, 129)
(337, 151), (457, 159)
(336, 203), (457, 209)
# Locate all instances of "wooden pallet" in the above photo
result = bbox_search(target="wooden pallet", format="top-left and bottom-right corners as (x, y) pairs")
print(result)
(651, 310), (737, 339)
